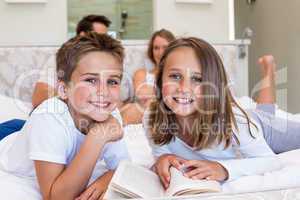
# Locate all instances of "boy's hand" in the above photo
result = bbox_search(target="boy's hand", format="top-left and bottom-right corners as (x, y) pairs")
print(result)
(75, 170), (114, 200)
(88, 115), (123, 143)
(153, 154), (186, 189)
(182, 160), (228, 181)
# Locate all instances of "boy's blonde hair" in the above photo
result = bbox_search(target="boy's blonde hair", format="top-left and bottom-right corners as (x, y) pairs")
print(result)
(56, 32), (124, 83)
(149, 37), (254, 150)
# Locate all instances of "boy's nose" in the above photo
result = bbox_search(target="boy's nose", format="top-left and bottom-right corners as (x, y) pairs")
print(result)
(96, 82), (109, 96)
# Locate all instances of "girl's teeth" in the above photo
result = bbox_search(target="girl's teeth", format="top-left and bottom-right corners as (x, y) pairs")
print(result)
(174, 97), (193, 104)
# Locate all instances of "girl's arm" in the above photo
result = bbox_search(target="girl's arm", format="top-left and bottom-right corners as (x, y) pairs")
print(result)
(216, 118), (282, 181)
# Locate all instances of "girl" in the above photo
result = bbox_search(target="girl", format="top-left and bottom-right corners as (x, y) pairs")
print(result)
(0, 33), (129, 200)
(145, 37), (299, 189)
(121, 29), (175, 124)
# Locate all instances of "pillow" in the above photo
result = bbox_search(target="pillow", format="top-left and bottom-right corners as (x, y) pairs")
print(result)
(0, 95), (31, 123)
(123, 124), (154, 167)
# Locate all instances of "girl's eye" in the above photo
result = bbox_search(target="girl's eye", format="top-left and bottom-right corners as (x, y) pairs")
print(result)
(192, 76), (202, 83)
(169, 74), (181, 80)
(107, 79), (120, 86)
(154, 46), (159, 51)
(85, 78), (97, 84)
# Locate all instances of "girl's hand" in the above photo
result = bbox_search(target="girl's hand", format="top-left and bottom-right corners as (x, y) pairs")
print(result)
(88, 115), (123, 143)
(75, 170), (114, 200)
(153, 154), (186, 189)
(182, 160), (229, 181)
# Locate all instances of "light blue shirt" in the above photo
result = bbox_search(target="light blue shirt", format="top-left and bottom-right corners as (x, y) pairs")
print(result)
(144, 108), (282, 181)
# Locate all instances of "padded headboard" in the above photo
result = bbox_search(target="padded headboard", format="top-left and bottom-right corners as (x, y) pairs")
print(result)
(0, 43), (249, 102)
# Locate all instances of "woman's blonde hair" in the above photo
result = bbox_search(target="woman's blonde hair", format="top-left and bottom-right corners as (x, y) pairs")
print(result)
(149, 37), (255, 150)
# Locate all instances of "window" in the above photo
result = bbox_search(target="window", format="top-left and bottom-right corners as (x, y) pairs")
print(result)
(68, 0), (153, 39)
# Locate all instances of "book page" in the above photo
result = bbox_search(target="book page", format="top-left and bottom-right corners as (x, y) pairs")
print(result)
(110, 161), (165, 198)
(103, 186), (128, 200)
(166, 167), (221, 196)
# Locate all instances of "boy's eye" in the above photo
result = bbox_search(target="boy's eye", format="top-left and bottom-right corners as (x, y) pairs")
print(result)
(192, 76), (202, 83)
(169, 73), (181, 81)
(85, 78), (97, 84)
(107, 79), (120, 86)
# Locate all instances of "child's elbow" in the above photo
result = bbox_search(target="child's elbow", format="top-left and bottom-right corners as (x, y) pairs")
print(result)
(45, 186), (78, 200)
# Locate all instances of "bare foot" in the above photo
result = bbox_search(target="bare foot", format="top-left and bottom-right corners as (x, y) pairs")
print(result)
(256, 55), (276, 104)
(258, 55), (276, 78)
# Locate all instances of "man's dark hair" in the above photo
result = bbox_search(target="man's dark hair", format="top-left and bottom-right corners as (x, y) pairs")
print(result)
(76, 15), (111, 35)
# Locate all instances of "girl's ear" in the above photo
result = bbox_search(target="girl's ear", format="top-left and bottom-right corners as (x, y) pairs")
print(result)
(57, 81), (68, 100)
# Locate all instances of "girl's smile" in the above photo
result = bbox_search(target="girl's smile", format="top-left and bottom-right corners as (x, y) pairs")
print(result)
(162, 47), (202, 118)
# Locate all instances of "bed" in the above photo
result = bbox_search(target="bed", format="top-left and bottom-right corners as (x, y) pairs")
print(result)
(1, 95), (300, 200)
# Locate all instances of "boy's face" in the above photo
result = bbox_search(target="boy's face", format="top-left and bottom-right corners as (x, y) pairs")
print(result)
(65, 51), (122, 122)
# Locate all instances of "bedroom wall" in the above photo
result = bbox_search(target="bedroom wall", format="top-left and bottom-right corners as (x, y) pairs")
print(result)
(0, 0), (67, 46)
(235, 0), (300, 113)
(153, 0), (231, 41)
(0, 0), (232, 45)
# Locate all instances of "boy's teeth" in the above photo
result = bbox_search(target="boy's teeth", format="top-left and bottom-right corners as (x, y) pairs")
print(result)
(92, 102), (109, 107)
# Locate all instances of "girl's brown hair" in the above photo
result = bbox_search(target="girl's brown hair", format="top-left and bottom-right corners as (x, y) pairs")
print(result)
(149, 37), (255, 150)
(56, 32), (124, 83)
(147, 29), (175, 65)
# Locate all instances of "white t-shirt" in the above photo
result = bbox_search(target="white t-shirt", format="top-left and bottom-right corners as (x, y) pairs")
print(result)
(143, 108), (281, 181)
(0, 97), (129, 182)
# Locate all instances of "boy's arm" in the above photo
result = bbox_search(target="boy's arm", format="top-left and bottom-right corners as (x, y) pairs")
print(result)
(32, 115), (122, 200)
(74, 170), (114, 200)
(34, 133), (108, 200)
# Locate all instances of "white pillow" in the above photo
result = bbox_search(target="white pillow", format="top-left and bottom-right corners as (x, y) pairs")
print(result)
(123, 124), (154, 167)
(0, 95), (31, 123)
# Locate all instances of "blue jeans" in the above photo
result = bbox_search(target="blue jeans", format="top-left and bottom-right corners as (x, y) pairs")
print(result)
(0, 119), (25, 141)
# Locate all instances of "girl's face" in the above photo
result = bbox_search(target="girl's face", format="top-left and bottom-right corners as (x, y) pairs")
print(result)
(63, 51), (122, 123)
(153, 36), (170, 65)
(162, 47), (202, 119)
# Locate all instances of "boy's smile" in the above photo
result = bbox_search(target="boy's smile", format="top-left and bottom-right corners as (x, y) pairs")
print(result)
(65, 51), (122, 123)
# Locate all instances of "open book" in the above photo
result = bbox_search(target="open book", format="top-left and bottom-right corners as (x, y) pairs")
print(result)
(104, 161), (221, 199)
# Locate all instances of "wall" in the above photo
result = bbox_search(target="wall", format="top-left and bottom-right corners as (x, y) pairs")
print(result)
(235, 0), (300, 113)
(153, 0), (230, 41)
(0, 0), (67, 46)
(0, 0), (231, 45)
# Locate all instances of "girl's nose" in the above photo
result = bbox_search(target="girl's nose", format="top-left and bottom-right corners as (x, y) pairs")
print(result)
(178, 79), (191, 93)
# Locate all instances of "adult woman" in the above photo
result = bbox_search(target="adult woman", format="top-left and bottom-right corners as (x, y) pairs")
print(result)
(121, 29), (175, 124)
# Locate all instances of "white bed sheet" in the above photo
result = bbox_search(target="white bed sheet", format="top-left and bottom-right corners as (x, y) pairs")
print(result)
(1, 95), (300, 199)
(118, 124), (300, 200)
(0, 95), (31, 123)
